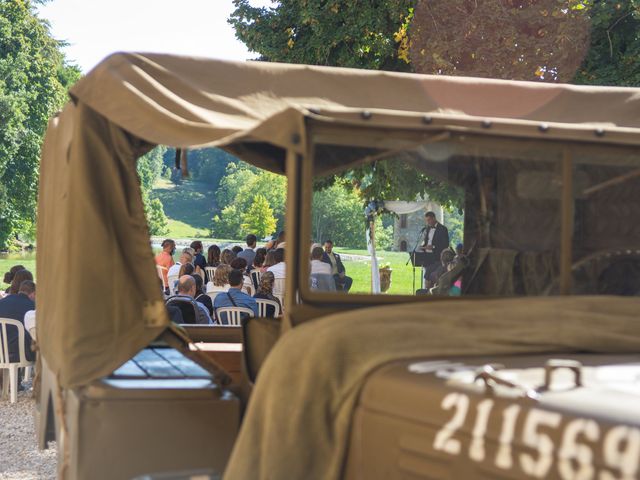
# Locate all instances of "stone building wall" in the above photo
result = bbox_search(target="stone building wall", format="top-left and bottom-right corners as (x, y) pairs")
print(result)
(393, 202), (443, 252)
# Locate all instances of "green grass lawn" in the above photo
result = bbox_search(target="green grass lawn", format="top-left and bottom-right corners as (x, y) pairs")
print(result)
(0, 252), (37, 290)
(152, 178), (215, 237)
(336, 248), (420, 295)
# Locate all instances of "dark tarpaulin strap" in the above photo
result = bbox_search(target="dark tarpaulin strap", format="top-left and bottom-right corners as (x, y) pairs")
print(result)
(174, 148), (189, 178)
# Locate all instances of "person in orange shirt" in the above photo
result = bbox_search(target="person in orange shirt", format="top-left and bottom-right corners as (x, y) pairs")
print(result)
(155, 239), (175, 293)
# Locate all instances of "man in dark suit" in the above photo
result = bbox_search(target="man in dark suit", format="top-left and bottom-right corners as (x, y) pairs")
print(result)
(322, 240), (353, 292)
(420, 211), (450, 288)
(0, 279), (36, 363)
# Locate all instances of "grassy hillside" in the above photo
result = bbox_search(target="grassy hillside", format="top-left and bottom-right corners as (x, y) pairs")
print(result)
(152, 178), (216, 238)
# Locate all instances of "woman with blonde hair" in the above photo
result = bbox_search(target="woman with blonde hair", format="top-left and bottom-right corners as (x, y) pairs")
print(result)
(207, 264), (231, 293)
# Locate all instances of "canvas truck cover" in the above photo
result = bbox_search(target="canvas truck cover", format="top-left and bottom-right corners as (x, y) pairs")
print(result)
(37, 52), (640, 388)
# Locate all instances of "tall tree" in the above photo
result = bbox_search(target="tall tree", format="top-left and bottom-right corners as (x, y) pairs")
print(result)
(0, 0), (80, 249)
(241, 194), (277, 238)
(137, 146), (169, 235)
(409, 0), (591, 82)
(229, 0), (640, 209)
(230, 0), (414, 71)
(573, 1), (640, 86)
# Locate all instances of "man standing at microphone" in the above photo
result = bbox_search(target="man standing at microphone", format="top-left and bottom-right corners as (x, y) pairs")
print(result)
(420, 211), (450, 288)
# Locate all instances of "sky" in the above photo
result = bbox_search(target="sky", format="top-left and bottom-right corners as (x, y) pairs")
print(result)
(37, 0), (274, 73)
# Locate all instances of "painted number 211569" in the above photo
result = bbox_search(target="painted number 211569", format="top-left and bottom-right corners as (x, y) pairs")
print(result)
(433, 392), (640, 479)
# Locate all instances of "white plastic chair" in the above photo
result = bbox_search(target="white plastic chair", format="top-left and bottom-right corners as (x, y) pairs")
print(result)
(255, 298), (281, 318)
(0, 318), (34, 403)
(205, 266), (217, 282)
(273, 277), (285, 305)
(215, 307), (254, 326)
(156, 264), (168, 290)
(167, 274), (179, 295)
(250, 270), (261, 290)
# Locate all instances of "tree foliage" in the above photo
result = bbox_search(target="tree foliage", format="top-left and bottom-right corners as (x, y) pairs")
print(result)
(241, 194), (277, 238)
(136, 146), (169, 235)
(230, 0), (414, 71)
(409, 0), (591, 82)
(311, 181), (368, 249)
(229, 0), (640, 213)
(0, 0), (80, 249)
(573, 1), (640, 86)
(212, 162), (287, 239)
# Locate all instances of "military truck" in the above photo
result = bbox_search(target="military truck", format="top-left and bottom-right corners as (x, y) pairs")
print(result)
(35, 53), (640, 479)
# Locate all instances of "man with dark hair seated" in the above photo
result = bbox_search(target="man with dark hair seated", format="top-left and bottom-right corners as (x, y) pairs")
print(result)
(0, 279), (36, 363)
(213, 269), (259, 323)
(0, 279), (36, 391)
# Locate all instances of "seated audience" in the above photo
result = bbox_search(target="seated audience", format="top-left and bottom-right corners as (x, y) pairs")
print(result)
(3, 265), (25, 294)
(231, 245), (244, 256)
(253, 271), (281, 317)
(207, 264), (231, 293)
(168, 248), (194, 277)
(172, 275), (213, 324)
(266, 231), (285, 250)
(230, 257), (248, 272)
(261, 250), (276, 272)
(193, 274), (213, 316)
(190, 240), (207, 275)
(207, 245), (221, 267)
(266, 248), (286, 278)
(231, 257), (253, 293)
(213, 269), (259, 322)
(178, 262), (195, 277)
(0, 279), (36, 363)
(252, 248), (267, 271)
(220, 248), (236, 266)
(237, 234), (257, 266)
(9, 270), (34, 295)
(310, 246), (332, 275)
(322, 240), (352, 292)
(429, 248), (456, 285)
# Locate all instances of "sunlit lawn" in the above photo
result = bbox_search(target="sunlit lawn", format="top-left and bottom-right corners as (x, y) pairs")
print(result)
(336, 248), (419, 295)
(0, 252), (37, 290)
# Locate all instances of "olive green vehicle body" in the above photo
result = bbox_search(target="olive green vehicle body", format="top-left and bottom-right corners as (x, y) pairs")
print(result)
(33, 54), (640, 479)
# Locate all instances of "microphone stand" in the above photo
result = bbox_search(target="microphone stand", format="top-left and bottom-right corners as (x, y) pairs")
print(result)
(407, 228), (426, 294)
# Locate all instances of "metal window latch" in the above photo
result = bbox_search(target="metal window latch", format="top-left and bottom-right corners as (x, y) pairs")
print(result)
(474, 364), (539, 401)
(542, 359), (583, 392)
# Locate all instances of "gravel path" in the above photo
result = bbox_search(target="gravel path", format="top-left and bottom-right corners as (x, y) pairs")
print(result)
(0, 386), (57, 480)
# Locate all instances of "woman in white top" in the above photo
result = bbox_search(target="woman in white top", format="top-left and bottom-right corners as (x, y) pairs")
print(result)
(206, 264), (231, 293)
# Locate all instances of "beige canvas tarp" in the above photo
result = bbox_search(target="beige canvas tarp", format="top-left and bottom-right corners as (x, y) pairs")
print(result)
(37, 52), (640, 388)
(225, 297), (640, 479)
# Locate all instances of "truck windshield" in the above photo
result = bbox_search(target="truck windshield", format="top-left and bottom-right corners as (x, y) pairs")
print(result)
(308, 134), (640, 297)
